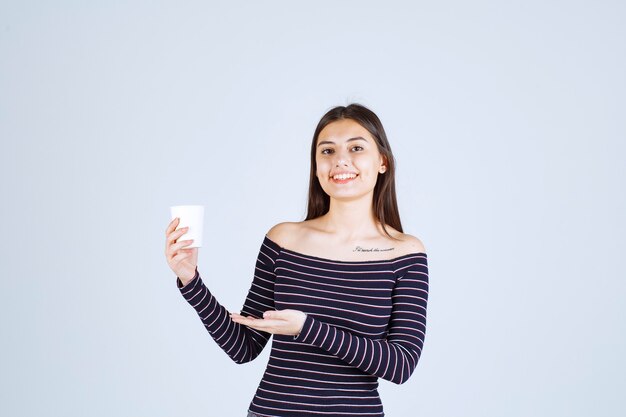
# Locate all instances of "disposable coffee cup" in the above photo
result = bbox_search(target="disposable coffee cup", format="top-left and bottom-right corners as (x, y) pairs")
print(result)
(170, 205), (204, 248)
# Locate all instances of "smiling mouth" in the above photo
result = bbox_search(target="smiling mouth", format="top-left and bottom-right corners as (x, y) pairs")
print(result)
(330, 173), (359, 183)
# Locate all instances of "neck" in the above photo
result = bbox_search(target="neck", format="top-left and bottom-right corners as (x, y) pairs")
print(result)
(318, 195), (380, 240)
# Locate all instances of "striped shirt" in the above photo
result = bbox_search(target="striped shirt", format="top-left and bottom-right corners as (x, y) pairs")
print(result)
(177, 235), (429, 417)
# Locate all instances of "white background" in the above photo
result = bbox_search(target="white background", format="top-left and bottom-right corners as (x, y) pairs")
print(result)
(1, 1), (624, 416)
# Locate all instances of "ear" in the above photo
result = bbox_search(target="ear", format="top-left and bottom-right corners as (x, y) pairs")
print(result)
(379, 155), (388, 173)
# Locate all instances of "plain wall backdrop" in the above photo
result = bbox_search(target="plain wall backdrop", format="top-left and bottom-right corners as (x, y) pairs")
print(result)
(1, 1), (624, 416)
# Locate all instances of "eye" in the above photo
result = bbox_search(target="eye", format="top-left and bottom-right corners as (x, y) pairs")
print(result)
(320, 146), (364, 155)
(351, 146), (364, 151)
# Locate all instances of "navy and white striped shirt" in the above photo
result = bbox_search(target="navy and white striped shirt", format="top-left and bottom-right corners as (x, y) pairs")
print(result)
(177, 235), (429, 417)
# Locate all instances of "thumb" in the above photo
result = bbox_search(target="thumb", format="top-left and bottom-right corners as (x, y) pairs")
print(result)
(263, 310), (276, 319)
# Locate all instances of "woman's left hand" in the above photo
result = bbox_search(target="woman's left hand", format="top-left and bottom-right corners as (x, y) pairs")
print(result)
(230, 309), (307, 337)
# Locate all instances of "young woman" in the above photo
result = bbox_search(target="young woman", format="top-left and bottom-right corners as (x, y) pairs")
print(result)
(165, 103), (429, 417)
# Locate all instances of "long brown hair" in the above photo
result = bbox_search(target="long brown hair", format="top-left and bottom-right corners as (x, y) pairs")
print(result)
(304, 103), (403, 241)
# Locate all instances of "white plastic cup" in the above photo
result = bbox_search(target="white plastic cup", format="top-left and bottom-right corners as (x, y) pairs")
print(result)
(170, 205), (204, 248)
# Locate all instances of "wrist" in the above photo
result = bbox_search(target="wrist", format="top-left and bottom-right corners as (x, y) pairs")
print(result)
(178, 268), (198, 287)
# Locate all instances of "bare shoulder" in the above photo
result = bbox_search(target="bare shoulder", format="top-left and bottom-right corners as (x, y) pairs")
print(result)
(387, 226), (426, 254)
(396, 232), (427, 255)
(265, 222), (302, 248)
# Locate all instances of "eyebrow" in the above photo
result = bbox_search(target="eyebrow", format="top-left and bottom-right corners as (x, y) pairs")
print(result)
(317, 136), (368, 147)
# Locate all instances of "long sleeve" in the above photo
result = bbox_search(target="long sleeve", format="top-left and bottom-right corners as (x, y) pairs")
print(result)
(293, 255), (429, 384)
(176, 238), (280, 364)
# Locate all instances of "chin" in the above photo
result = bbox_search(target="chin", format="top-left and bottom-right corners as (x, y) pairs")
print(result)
(322, 187), (374, 200)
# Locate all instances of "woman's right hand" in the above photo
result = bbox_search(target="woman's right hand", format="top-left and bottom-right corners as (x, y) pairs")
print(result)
(165, 217), (198, 286)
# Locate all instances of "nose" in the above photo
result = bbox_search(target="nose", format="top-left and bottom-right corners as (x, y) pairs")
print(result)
(336, 158), (348, 167)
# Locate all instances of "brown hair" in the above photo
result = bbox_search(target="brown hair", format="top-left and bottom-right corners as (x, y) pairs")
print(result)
(304, 103), (403, 241)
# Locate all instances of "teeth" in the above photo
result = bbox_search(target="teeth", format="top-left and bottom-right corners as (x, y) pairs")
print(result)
(333, 173), (357, 180)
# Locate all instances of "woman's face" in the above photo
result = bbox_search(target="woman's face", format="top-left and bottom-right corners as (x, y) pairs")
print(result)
(315, 118), (386, 200)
